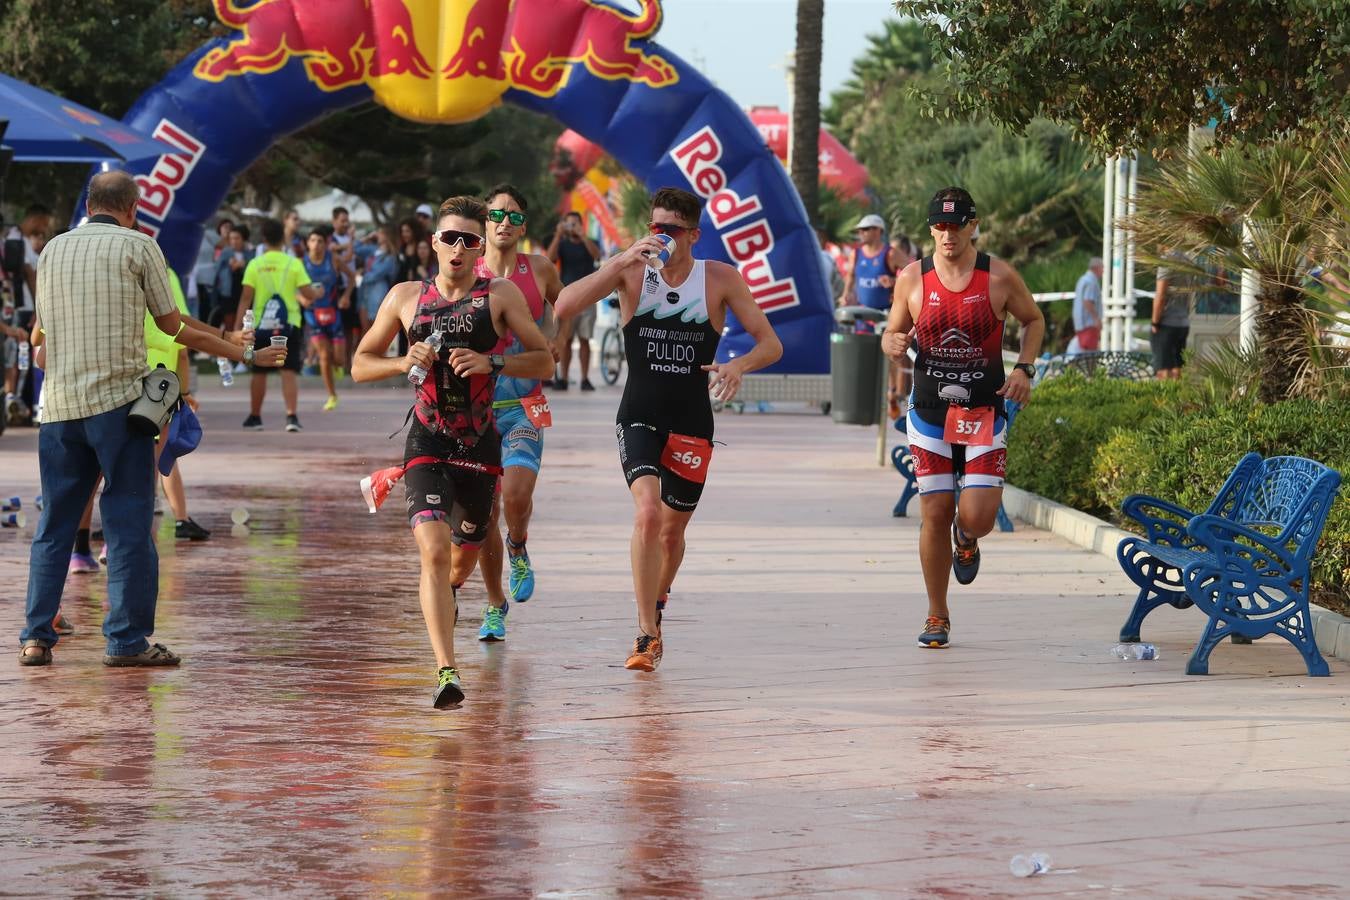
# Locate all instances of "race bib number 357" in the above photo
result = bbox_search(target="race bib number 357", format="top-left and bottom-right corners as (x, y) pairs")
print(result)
(943, 405), (995, 446)
(663, 433), (713, 484)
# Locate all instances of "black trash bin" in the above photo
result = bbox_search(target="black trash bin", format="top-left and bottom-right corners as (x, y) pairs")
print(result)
(830, 306), (888, 426)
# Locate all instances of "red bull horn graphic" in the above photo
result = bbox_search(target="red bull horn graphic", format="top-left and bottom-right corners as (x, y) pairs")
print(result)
(114, 0), (837, 373)
(196, 0), (677, 124)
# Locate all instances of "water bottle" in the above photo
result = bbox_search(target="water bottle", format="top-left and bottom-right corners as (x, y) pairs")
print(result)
(241, 309), (256, 333)
(17, 342), (29, 372)
(1010, 852), (1051, 878)
(217, 356), (235, 387)
(1111, 643), (1159, 660)
(408, 330), (444, 386)
(2, 496), (19, 512)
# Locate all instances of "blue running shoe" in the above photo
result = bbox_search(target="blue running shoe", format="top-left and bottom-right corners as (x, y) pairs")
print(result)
(918, 616), (950, 648)
(508, 548), (535, 601)
(478, 603), (508, 641)
(951, 521), (981, 585)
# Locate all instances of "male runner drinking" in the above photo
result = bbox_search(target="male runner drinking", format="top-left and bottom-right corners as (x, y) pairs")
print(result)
(352, 196), (552, 708)
(556, 187), (782, 671)
(473, 184), (563, 640)
(881, 187), (1044, 649)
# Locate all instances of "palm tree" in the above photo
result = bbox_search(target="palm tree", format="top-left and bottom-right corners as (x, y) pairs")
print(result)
(790, 0), (824, 225)
(1127, 141), (1328, 403)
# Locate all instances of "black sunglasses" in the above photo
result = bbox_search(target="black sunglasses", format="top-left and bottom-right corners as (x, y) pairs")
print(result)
(436, 229), (484, 250)
(648, 222), (691, 237)
(487, 209), (526, 226)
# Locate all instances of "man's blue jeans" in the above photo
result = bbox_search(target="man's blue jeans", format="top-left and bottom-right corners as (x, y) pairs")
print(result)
(21, 402), (159, 656)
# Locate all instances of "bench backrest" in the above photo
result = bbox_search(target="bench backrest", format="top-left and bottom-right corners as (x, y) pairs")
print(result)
(1208, 452), (1342, 559)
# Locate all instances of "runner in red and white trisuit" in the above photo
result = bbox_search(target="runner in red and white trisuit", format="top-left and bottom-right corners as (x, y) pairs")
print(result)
(882, 187), (1044, 649)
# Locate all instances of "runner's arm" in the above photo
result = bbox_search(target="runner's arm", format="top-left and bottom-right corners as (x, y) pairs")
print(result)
(701, 263), (783, 402)
(881, 262), (920, 362)
(352, 283), (425, 382)
(555, 235), (666, 318)
(447, 281), (552, 379)
(534, 254), (564, 340)
(995, 261), (1045, 404)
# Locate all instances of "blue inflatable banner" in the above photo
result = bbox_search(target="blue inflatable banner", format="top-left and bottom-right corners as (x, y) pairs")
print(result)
(114, 0), (832, 373)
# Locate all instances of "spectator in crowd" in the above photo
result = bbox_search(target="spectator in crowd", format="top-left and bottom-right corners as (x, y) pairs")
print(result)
(397, 217), (426, 282)
(1153, 257), (1193, 379)
(843, 213), (905, 313)
(414, 202), (435, 235)
(237, 217), (322, 432)
(20, 171), (282, 668)
(212, 218), (234, 260)
(412, 237), (438, 281)
(213, 224), (251, 329)
(255, 209), (304, 259)
(547, 210), (601, 390)
(330, 208), (360, 347)
(815, 225), (845, 303)
(1070, 257), (1104, 354)
(5, 205), (52, 421)
(359, 226), (400, 335)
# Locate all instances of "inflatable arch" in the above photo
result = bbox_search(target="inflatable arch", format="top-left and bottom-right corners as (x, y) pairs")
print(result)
(117, 0), (832, 373)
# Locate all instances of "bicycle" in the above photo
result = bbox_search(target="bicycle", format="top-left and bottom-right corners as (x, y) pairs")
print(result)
(598, 297), (624, 385)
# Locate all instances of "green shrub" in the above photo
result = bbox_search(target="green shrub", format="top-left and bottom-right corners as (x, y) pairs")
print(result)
(1096, 398), (1350, 613)
(1010, 374), (1350, 613)
(1006, 373), (1182, 516)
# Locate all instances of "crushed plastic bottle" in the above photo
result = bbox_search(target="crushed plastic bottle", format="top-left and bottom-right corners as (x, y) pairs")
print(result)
(1111, 643), (1159, 661)
(408, 330), (444, 386)
(1010, 852), (1052, 878)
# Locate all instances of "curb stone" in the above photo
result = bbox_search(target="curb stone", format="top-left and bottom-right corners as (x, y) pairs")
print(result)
(1002, 484), (1347, 662)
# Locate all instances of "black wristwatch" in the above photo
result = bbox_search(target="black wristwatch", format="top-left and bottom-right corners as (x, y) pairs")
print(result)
(1013, 362), (1036, 379)
(489, 353), (505, 375)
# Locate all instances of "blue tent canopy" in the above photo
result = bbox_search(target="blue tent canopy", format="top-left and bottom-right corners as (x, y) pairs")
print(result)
(0, 74), (184, 164)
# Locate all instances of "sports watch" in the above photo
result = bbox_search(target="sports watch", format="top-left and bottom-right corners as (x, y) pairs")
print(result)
(1012, 362), (1036, 379)
(489, 353), (505, 374)
(242, 345), (255, 366)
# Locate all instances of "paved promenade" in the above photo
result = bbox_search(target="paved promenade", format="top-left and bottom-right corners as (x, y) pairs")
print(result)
(2, 379), (1348, 897)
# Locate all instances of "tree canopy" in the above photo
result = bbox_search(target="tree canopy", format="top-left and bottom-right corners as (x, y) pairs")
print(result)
(891, 0), (1350, 156)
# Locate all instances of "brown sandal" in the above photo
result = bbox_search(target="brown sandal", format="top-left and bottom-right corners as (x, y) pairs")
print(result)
(19, 640), (52, 667)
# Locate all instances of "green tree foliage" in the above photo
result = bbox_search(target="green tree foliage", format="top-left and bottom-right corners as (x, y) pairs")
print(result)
(891, 0), (1350, 156)
(826, 20), (1102, 267)
(1126, 138), (1342, 403)
(0, 0), (216, 217)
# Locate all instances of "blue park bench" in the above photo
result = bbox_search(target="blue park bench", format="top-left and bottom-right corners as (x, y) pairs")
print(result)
(1116, 452), (1343, 676)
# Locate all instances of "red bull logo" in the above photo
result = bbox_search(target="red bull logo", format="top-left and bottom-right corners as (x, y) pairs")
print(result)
(195, 0), (677, 124)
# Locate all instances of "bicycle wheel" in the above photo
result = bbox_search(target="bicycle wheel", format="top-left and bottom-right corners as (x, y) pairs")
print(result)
(600, 327), (624, 385)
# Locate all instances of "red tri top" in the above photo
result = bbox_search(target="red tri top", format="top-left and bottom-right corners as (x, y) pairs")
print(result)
(910, 252), (1006, 416)
(475, 254), (547, 402)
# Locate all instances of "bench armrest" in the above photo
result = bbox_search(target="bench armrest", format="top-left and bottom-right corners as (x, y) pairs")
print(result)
(1121, 494), (1201, 548)
(1187, 514), (1295, 576)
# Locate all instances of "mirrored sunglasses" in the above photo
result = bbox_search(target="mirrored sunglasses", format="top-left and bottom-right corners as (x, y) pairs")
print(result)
(436, 229), (484, 250)
(648, 222), (691, 237)
(487, 209), (526, 226)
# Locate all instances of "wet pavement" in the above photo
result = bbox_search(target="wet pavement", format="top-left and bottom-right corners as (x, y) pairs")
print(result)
(3, 377), (1350, 897)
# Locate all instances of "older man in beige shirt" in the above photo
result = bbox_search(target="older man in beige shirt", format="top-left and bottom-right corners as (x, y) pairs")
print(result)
(19, 171), (284, 668)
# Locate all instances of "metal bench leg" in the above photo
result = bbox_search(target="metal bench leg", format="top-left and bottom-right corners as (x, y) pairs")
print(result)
(1185, 615), (1231, 676)
(891, 446), (919, 518)
(1119, 585), (1184, 643)
(1272, 608), (1330, 677)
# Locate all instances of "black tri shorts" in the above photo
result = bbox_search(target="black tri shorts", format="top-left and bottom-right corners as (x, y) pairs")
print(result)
(403, 422), (502, 546)
(616, 422), (708, 513)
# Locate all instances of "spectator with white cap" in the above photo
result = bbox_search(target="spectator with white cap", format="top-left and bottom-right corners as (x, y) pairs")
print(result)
(415, 203), (435, 234)
(843, 213), (906, 314)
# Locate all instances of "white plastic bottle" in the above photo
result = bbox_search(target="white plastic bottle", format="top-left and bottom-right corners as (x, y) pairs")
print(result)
(408, 331), (444, 385)
(217, 356), (235, 386)
(1110, 643), (1159, 660)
